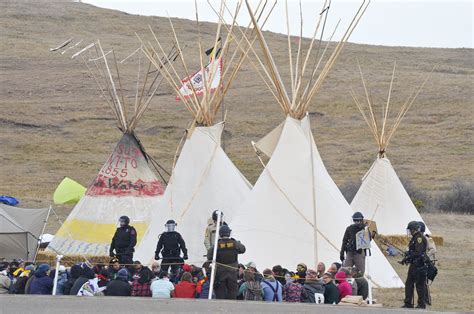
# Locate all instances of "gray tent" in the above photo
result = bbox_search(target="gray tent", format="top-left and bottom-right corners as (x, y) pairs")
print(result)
(0, 204), (51, 261)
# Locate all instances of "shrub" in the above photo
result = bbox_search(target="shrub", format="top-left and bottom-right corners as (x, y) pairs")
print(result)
(435, 181), (474, 214)
(400, 179), (432, 212)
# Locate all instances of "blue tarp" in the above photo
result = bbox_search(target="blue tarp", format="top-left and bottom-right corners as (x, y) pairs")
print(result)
(0, 196), (19, 206)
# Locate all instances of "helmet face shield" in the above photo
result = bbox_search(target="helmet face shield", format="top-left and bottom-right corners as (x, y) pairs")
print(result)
(165, 223), (176, 232)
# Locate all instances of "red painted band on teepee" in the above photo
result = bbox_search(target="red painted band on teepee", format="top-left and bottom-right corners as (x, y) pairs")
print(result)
(86, 134), (165, 197)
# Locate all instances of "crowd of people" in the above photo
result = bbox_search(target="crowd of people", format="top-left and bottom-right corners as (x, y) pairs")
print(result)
(0, 211), (435, 309)
(0, 257), (369, 304)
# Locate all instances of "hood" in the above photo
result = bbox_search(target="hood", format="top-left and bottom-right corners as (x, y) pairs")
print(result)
(34, 270), (47, 278)
(70, 264), (82, 279)
(335, 271), (347, 282)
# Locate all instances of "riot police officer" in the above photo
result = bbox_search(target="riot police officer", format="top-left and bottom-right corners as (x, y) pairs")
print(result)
(155, 219), (188, 275)
(109, 216), (137, 266)
(340, 212), (367, 274)
(401, 221), (427, 309)
(207, 225), (245, 300)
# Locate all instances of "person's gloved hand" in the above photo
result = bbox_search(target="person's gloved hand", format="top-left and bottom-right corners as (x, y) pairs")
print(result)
(183, 255), (189, 260)
(155, 255), (160, 260)
(340, 252), (345, 262)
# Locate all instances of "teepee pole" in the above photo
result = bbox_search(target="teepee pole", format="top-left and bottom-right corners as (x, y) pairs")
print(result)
(380, 61), (396, 149)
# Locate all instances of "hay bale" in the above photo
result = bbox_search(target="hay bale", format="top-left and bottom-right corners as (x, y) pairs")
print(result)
(376, 234), (444, 249)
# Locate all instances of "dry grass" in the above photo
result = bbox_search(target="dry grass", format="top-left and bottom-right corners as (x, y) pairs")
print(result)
(374, 213), (474, 312)
(0, 1), (473, 311)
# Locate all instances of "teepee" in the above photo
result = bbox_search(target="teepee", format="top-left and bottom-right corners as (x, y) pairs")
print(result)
(134, 1), (271, 264)
(47, 41), (176, 256)
(350, 61), (433, 236)
(226, 0), (403, 288)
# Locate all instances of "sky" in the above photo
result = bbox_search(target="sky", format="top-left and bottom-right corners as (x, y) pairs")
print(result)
(82, 0), (473, 48)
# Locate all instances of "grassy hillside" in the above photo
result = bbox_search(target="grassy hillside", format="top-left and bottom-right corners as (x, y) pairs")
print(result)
(1, 1), (473, 208)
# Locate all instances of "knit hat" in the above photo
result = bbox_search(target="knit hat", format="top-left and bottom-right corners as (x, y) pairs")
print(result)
(117, 268), (129, 280)
(37, 264), (50, 273)
(245, 261), (257, 269)
(25, 265), (35, 272)
(58, 265), (66, 273)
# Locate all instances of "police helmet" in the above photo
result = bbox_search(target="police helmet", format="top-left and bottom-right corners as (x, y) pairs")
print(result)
(406, 221), (420, 232)
(219, 225), (231, 237)
(352, 212), (364, 221)
(165, 219), (177, 232)
(119, 216), (130, 225)
(418, 221), (426, 233)
(165, 219), (176, 226)
(212, 210), (223, 222)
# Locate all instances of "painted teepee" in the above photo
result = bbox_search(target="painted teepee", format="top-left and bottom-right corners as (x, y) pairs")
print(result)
(48, 41), (176, 256)
(134, 2), (261, 264)
(350, 61), (433, 236)
(229, 0), (403, 288)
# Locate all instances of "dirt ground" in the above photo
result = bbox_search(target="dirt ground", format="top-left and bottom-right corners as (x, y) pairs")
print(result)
(1, 1), (473, 312)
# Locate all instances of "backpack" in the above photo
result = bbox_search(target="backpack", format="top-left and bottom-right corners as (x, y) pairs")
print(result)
(263, 280), (280, 302)
(244, 281), (263, 301)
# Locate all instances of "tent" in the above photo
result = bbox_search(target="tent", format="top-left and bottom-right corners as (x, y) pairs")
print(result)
(0, 204), (51, 261)
(47, 41), (177, 256)
(53, 177), (86, 205)
(134, 4), (260, 264)
(227, 1), (403, 288)
(350, 61), (433, 236)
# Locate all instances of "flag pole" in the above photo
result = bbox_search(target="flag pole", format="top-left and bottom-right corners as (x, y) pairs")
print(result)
(52, 254), (63, 295)
(208, 210), (222, 300)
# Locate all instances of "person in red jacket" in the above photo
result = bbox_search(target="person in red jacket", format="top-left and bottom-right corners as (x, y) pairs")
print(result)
(335, 271), (352, 301)
(172, 272), (196, 298)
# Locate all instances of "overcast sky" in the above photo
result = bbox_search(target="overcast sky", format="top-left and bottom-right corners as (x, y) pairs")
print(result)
(83, 0), (473, 48)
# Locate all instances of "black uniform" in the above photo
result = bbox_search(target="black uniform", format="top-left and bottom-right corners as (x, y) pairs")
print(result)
(207, 237), (246, 300)
(403, 231), (428, 308)
(340, 223), (366, 274)
(110, 225), (137, 265)
(155, 231), (188, 274)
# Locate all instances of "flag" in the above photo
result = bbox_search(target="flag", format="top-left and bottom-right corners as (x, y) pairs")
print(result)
(176, 57), (223, 100)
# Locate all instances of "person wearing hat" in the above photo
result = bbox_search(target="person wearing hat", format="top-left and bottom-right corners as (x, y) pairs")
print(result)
(13, 264), (35, 295)
(155, 219), (188, 275)
(340, 212), (368, 274)
(245, 262), (263, 283)
(401, 221), (428, 309)
(28, 264), (53, 295)
(110, 215), (137, 267)
(207, 225), (246, 300)
(295, 263), (307, 284)
(105, 268), (131, 296)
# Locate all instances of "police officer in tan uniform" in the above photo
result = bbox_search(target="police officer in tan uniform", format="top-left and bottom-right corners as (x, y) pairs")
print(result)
(207, 225), (245, 299)
(204, 210), (227, 252)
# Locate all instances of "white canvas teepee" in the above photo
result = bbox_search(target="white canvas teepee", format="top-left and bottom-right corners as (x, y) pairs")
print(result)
(352, 157), (430, 235)
(47, 41), (176, 256)
(226, 0), (403, 288)
(134, 2), (264, 264)
(135, 123), (251, 264)
(349, 61), (434, 236)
